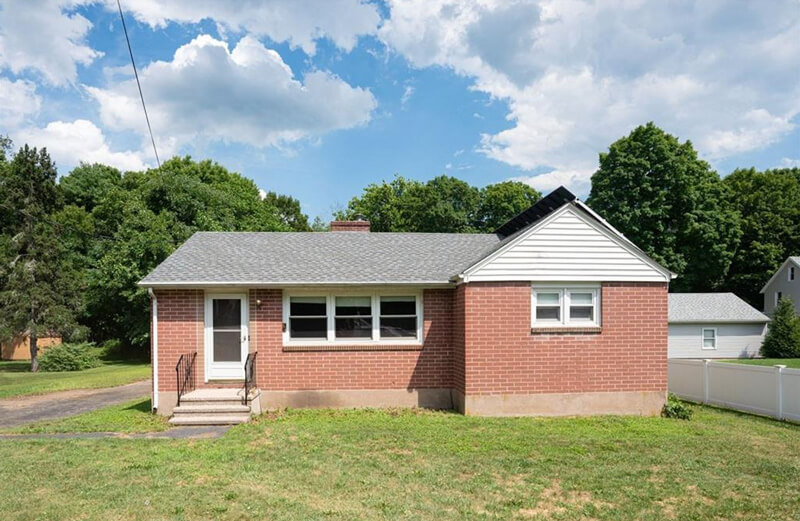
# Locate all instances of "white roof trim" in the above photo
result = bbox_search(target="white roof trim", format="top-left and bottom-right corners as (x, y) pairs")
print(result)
(760, 257), (800, 293)
(138, 280), (455, 288)
(459, 201), (675, 283)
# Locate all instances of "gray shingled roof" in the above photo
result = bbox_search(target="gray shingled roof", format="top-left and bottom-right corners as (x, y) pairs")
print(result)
(668, 293), (769, 323)
(140, 231), (501, 286)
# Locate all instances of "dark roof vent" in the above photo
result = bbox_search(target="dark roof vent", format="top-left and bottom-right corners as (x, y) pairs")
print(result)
(493, 186), (576, 238)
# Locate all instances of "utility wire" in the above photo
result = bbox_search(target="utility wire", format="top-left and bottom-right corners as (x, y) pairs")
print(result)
(116, 0), (160, 168)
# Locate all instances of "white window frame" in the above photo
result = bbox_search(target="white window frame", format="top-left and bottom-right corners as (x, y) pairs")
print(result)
(283, 289), (423, 346)
(531, 284), (601, 329)
(701, 328), (717, 350)
(790, 266), (795, 281)
(776, 291), (782, 307)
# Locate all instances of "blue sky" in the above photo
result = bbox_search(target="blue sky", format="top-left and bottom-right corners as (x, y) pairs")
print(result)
(1, 1), (798, 220)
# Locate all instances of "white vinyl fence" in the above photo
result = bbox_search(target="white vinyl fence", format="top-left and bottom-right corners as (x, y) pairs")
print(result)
(668, 359), (800, 422)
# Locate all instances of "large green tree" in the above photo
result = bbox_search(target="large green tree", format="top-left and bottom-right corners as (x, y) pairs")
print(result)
(721, 167), (800, 306)
(476, 181), (541, 231)
(337, 175), (540, 233)
(60, 163), (123, 211)
(0, 145), (83, 371)
(263, 191), (310, 231)
(587, 123), (741, 291)
(83, 157), (300, 352)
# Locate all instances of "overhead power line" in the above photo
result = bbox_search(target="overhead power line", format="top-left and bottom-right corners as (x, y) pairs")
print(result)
(116, 0), (161, 168)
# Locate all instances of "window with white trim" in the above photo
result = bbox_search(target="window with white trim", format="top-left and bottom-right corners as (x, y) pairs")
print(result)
(379, 296), (418, 338)
(790, 267), (795, 281)
(531, 286), (600, 328)
(702, 328), (716, 349)
(335, 296), (372, 338)
(284, 292), (422, 344)
(288, 296), (327, 339)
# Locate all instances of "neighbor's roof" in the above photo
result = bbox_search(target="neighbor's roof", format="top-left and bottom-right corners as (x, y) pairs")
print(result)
(668, 293), (769, 323)
(139, 231), (500, 287)
(760, 256), (800, 293)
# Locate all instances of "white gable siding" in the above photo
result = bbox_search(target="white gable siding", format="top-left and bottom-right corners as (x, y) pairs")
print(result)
(668, 323), (766, 358)
(466, 206), (668, 282)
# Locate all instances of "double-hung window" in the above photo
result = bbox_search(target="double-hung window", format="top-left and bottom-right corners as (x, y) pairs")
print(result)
(288, 297), (327, 339)
(284, 292), (422, 344)
(335, 297), (372, 338)
(531, 285), (600, 328)
(702, 328), (716, 349)
(380, 296), (418, 338)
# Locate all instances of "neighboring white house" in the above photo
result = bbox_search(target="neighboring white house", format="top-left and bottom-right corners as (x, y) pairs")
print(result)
(761, 256), (800, 315)
(668, 293), (769, 359)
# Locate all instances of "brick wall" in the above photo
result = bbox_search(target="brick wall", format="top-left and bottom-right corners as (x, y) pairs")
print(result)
(250, 288), (455, 390)
(152, 282), (666, 398)
(460, 281), (668, 395)
(154, 289), (204, 392)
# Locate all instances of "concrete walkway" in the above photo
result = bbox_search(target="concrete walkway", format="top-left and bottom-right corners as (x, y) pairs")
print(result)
(0, 380), (152, 428)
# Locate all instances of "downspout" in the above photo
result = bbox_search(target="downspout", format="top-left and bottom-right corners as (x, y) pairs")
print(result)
(149, 288), (159, 413)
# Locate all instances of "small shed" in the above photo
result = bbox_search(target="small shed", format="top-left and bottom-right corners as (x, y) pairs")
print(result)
(1, 334), (61, 361)
(668, 293), (769, 359)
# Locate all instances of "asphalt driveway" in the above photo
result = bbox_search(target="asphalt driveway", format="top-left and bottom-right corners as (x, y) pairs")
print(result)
(0, 379), (151, 428)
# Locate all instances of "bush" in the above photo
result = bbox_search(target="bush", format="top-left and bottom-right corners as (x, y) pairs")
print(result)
(662, 393), (693, 420)
(762, 297), (800, 358)
(38, 342), (102, 372)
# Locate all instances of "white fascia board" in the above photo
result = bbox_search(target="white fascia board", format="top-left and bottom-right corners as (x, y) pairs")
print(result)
(139, 280), (455, 289)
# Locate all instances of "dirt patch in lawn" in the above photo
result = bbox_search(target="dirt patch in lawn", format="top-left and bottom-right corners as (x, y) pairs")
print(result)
(519, 480), (613, 518)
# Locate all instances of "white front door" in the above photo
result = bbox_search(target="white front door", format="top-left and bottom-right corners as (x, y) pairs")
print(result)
(205, 293), (248, 380)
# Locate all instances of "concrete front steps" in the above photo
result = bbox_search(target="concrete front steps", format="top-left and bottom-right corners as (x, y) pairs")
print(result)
(169, 388), (254, 426)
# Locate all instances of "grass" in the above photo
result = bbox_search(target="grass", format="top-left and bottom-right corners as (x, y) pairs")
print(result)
(722, 358), (800, 369)
(0, 405), (798, 520)
(3, 397), (168, 434)
(0, 360), (150, 399)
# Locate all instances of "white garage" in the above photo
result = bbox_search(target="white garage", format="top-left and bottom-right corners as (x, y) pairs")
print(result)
(668, 293), (769, 359)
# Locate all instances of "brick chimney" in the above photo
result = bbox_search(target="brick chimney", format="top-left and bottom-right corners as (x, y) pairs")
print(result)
(330, 216), (371, 232)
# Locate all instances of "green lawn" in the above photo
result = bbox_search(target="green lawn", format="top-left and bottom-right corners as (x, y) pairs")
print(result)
(0, 405), (798, 520)
(0, 360), (150, 399)
(3, 397), (168, 434)
(722, 358), (800, 369)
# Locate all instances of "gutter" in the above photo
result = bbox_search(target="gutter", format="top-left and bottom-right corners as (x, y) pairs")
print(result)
(148, 288), (158, 413)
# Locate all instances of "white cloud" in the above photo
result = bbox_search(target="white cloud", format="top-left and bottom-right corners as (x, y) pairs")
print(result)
(119, 0), (381, 55)
(781, 158), (800, 168)
(87, 34), (377, 151)
(512, 166), (593, 195)
(0, 77), (40, 126)
(381, 0), (800, 192)
(14, 119), (149, 172)
(401, 85), (414, 106)
(0, 0), (101, 85)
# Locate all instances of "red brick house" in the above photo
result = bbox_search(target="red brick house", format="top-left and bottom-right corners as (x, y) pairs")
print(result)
(140, 187), (674, 424)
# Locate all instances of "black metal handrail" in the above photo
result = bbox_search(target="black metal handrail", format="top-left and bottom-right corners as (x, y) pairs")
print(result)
(243, 352), (257, 405)
(175, 352), (197, 407)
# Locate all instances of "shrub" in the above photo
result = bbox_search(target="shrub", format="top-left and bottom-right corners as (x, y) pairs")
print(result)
(662, 393), (693, 420)
(761, 297), (800, 358)
(38, 342), (102, 372)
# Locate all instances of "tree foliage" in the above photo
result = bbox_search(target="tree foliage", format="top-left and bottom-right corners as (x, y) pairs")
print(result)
(721, 167), (800, 305)
(76, 157), (298, 352)
(587, 122), (741, 292)
(336, 175), (541, 233)
(0, 145), (84, 371)
(761, 297), (800, 358)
